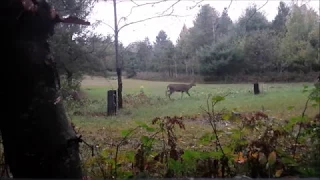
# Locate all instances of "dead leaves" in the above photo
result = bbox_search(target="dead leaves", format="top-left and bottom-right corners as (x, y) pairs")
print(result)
(275, 168), (283, 177)
(268, 151), (277, 166)
(236, 111), (269, 126)
(234, 152), (247, 164)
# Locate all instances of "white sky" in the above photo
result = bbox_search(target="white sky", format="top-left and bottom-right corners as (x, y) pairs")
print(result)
(89, 0), (320, 46)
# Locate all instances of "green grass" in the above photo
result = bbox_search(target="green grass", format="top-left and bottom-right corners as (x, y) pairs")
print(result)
(73, 77), (317, 127)
(70, 77), (319, 179)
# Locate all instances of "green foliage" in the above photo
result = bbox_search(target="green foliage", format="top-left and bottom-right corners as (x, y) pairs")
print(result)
(211, 95), (225, 103)
(121, 1), (319, 81)
(272, 1), (290, 35)
(199, 132), (216, 145)
(198, 36), (245, 76)
(123, 38), (154, 77)
(152, 30), (175, 75)
(48, 0), (112, 85)
(237, 5), (270, 33)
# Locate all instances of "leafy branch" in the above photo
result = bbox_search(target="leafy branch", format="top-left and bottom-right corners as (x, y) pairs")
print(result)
(292, 83), (320, 157)
(200, 93), (231, 156)
(114, 126), (140, 178)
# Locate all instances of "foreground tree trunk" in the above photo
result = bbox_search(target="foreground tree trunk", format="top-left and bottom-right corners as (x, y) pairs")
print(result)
(0, 0), (87, 178)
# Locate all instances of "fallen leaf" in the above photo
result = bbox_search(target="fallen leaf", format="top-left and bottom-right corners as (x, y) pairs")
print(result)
(268, 151), (277, 166)
(251, 152), (259, 159)
(275, 169), (283, 177)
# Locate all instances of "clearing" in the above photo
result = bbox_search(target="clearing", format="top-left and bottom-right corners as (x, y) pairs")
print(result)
(72, 76), (319, 178)
(75, 76), (315, 126)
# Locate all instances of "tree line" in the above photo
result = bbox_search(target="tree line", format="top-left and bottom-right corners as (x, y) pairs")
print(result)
(49, 1), (319, 84)
(122, 1), (319, 82)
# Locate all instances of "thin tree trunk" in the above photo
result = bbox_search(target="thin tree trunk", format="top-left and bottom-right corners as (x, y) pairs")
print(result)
(174, 60), (178, 78)
(185, 61), (188, 75)
(167, 60), (171, 77)
(113, 0), (122, 109)
(1, 1), (82, 178)
(192, 66), (194, 76)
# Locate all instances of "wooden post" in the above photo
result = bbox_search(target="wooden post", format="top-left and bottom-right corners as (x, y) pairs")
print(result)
(107, 90), (117, 116)
(253, 83), (260, 95)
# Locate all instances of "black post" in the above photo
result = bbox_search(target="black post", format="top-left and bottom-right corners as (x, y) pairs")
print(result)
(253, 83), (260, 95)
(107, 90), (117, 116)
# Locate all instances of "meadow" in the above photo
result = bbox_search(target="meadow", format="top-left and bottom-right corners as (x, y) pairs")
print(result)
(75, 76), (316, 125)
(70, 76), (319, 179)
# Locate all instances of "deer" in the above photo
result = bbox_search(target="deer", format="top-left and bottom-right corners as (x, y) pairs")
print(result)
(165, 80), (196, 99)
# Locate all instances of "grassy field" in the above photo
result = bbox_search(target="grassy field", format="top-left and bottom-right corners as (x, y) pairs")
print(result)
(72, 76), (317, 128)
(69, 76), (320, 178)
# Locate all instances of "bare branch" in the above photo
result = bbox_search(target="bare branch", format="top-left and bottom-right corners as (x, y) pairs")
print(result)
(159, 0), (181, 15)
(118, 0), (171, 25)
(96, 20), (115, 31)
(188, 0), (204, 10)
(129, 0), (169, 7)
(129, 0), (139, 6)
(227, 0), (233, 11)
(118, 8), (185, 33)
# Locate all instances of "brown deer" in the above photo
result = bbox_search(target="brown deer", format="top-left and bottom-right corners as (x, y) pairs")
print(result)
(166, 81), (196, 99)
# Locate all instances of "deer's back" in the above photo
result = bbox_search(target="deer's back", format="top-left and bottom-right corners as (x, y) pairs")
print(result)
(167, 84), (190, 91)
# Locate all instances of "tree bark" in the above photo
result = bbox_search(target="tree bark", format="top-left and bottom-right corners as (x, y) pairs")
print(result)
(1, 1), (82, 178)
(113, 0), (123, 109)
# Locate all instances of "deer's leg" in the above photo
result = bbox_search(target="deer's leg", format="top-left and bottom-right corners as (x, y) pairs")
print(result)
(186, 91), (191, 97)
(169, 91), (173, 100)
(181, 92), (184, 99)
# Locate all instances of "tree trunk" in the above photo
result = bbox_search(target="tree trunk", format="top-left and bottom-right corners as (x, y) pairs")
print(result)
(113, 0), (123, 109)
(167, 61), (171, 77)
(253, 83), (260, 95)
(1, 1), (82, 178)
(185, 61), (188, 75)
(174, 60), (178, 78)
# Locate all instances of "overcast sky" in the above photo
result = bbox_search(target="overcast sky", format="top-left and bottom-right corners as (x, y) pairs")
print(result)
(89, 0), (320, 46)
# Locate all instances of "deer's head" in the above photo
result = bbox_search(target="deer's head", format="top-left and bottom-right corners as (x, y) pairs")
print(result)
(190, 80), (196, 87)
